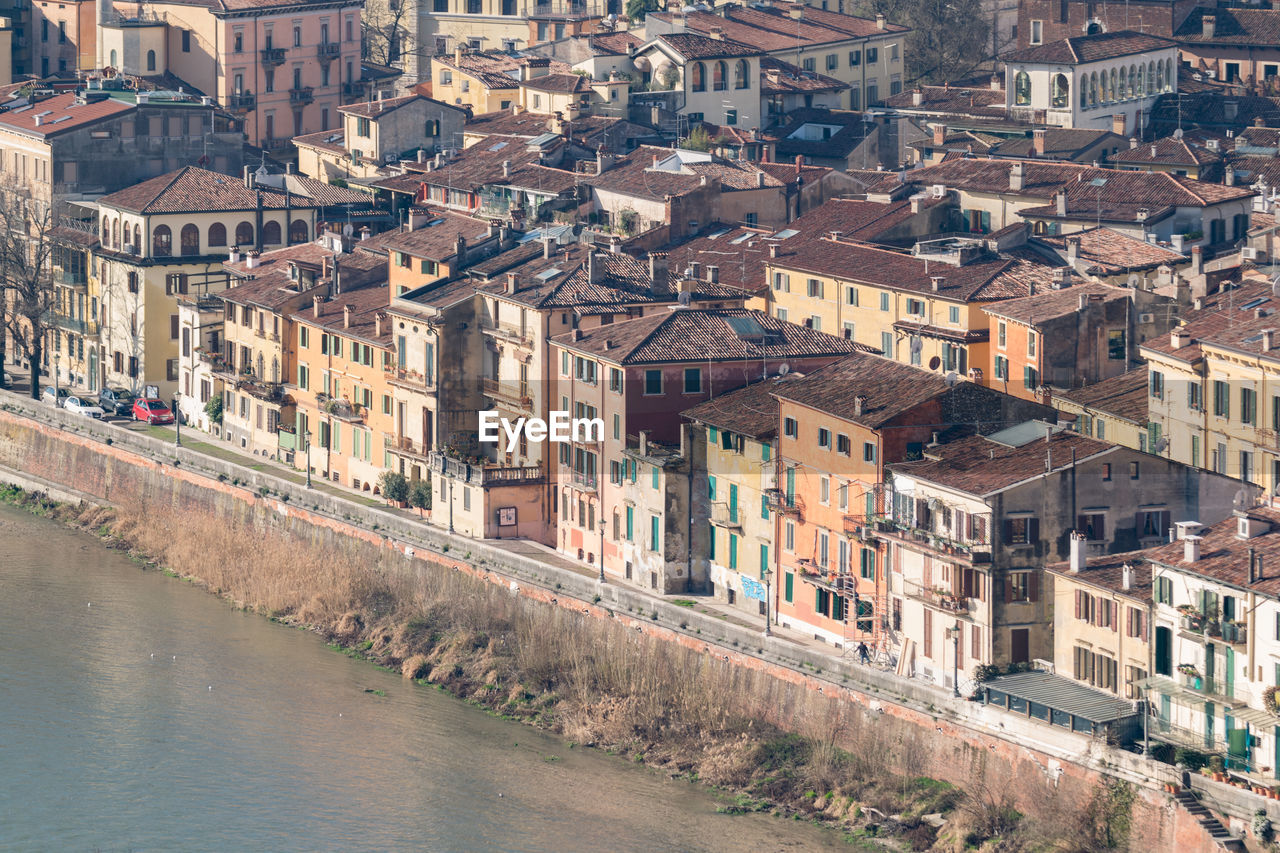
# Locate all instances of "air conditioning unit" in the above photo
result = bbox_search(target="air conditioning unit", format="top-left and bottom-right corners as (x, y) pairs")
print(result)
(930, 183), (946, 198)
(1138, 312), (1155, 323)
(1243, 247), (1259, 260)
(123, 243), (136, 254)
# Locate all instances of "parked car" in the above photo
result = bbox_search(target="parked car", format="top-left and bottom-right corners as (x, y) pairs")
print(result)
(132, 398), (175, 425)
(98, 387), (135, 417)
(64, 396), (106, 419)
(41, 385), (69, 407)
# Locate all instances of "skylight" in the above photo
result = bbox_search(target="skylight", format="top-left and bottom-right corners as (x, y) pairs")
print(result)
(707, 228), (731, 240)
(488, 141), (509, 151)
(730, 233), (752, 244)
(536, 268), (562, 281)
(772, 229), (799, 240)
(1242, 297), (1270, 311)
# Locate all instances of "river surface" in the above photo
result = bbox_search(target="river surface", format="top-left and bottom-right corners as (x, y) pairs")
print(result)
(0, 503), (845, 852)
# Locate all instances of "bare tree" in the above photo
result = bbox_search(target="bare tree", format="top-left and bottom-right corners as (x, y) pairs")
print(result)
(362, 0), (414, 67)
(0, 189), (60, 399)
(98, 257), (146, 397)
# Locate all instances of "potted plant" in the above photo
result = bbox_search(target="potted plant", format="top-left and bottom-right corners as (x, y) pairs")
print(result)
(1210, 755), (1226, 782)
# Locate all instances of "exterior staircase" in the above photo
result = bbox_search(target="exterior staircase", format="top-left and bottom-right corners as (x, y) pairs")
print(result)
(1174, 790), (1246, 852)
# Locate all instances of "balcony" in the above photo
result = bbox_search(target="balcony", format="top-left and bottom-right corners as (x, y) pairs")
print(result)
(430, 451), (545, 486)
(317, 393), (365, 423)
(385, 366), (434, 391)
(873, 520), (992, 565)
(260, 47), (287, 66)
(196, 348), (228, 371)
(55, 269), (87, 288)
(903, 581), (970, 614)
(711, 501), (741, 529)
(49, 314), (99, 337)
(385, 433), (432, 461)
(236, 377), (286, 404)
(483, 377), (532, 410)
(227, 92), (256, 111)
(483, 322), (534, 349)
(289, 87), (314, 106)
(842, 513), (877, 539)
(342, 81), (367, 99)
(317, 42), (341, 61)
(764, 488), (803, 516)
(261, 136), (294, 151)
(252, 328), (281, 343)
(572, 470), (598, 491)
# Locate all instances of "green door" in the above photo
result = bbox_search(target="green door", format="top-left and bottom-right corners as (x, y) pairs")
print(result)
(1226, 647), (1235, 700)
(1206, 643), (1216, 694)
(1227, 719), (1249, 770)
(1206, 702), (1216, 751)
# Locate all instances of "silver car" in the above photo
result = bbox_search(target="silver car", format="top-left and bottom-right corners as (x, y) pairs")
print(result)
(64, 396), (106, 419)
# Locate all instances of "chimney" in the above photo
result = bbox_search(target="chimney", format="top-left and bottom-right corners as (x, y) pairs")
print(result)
(930, 275), (944, 292)
(571, 328), (583, 341)
(648, 252), (668, 290)
(1055, 189), (1067, 216)
(651, 154), (660, 170)
(991, 74), (1001, 91)
(1184, 535), (1202, 563)
(1171, 327), (1190, 348)
(756, 171), (765, 188)
(407, 207), (428, 230)
(312, 294), (323, 318)
(1033, 129), (1046, 156)
(1069, 531), (1086, 573)
(876, 11), (886, 29)
(1009, 161), (1025, 191)
(1129, 137), (1138, 149)
(795, 154), (804, 176)
(1121, 563), (1133, 590)
(543, 236), (554, 259)
(788, 5), (802, 19)
(455, 234), (466, 267)
(1191, 245), (1203, 274)
(506, 273), (519, 294)
(769, 244), (779, 259)
(639, 429), (649, 456)
(245, 250), (260, 270)
(1079, 293), (1089, 310)
(853, 394), (867, 416)
(707, 265), (719, 283)
(1066, 236), (1079, 267)
(243, 164), (255, 190)
(417, 148), (427, 163)
(1225, 165), (1236, 186)
(229, 247), (241, 264)
(708, 25), (725, 39)
(589, 252), (605, 283)
(343, 304), (352, 329)
(32, 114), (41, 127)
(912, 88), (923, 107)
(1112, 114), (1126, 136)
(1202, 14), (1216, 39)
(689, 261), (701, 279)
(359, 226), (370, 241)
(502, 159), (512, 179)
(375, 313), (383, 338)
(933, 123), (946, 147)
(1265, 329), (1276, 351)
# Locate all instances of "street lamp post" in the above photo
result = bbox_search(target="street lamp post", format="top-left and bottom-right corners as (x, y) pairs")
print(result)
(763, 567), (773, 637)
(304, 430), (313, 488)
(173, 391), (182, 445)
(53, 352), (60, 404)
(598, 501), (606, 584)
(950, 620), (962, 697)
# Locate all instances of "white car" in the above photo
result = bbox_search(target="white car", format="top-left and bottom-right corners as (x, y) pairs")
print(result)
(64, 396), (106, 419)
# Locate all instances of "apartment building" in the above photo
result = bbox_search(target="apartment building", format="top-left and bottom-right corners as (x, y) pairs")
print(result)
(631, 33), (762, 130)
(548, 307), (858, 582)
(47, 225), (100, 394)
(98, 0), (364, 149)
(1175, 8), (1280, 90)
(1144, 275), (1280, 493)
(31, 0), (94, 76)
(1055, 366), (1151, 452)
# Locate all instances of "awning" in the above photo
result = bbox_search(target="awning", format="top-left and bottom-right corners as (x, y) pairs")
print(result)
(984, 670), (1138, 725)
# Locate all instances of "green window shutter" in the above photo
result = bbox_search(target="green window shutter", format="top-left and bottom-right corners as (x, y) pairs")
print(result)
(762, 443), (771, 461)
(625, 506), (633, 541)
(729, 533), (737, 570)
(729, 484), (738, 523)
(784, 572), (793, 603)
(652, 467), (659, 489)
(709, 426), (718, 443)
(833, 595), (844, 621)
(760, 544), (768, 579)
(761, 496), (769, 520)
(708, 475), (717, 501)
(709, 524), (716, 561)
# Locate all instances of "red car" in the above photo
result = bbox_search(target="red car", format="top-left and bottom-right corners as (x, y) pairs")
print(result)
(132, 398), (175, 425)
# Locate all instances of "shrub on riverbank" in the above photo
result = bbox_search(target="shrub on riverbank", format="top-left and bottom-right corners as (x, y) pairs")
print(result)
(27, 484), (1122, 852)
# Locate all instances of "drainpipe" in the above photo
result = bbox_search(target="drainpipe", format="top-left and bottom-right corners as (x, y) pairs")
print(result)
(685, 422), (693, 592)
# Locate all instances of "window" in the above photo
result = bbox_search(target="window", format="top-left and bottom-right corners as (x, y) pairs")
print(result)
(803, 57), (815, 72)
(152, 224), (172, 257)
(1149, 370), (1164, 399)
(1030, 20), (1042, 44)
(994, 355), (1008, 380)
(1129, 461), (1140, 480)
(691, 62), (706, 92)
(649, 515), (659, 552)
(826, 53), (838, 71)
(147, 50), (157, 72)
(1008, 571), (1033, 601)
(783, 417), (797, 438)
(574, 356), (597, 385)
(1027, 330), (1037, 358)
(180, 224), (199, 256)
(905, 298), (925, 316)
(1014, 71), (1031, 106)
(713, 60), (727, 91)
(772, 272), (790, 292)
(849, 50), (861, 66)
(807, 278), (824, 299)
(1213, 380), (1230, 418)
(683, 368), (702, 394)
(866, 47), (878, 63)
(862, 442), (876, 463)
(879, 292), (890, 311)
(1242, 387), (1258, 425)
(997, 321), (1007, 349)
(734, 59), (749, 90)
(1023, 365), (1039, 390)
(1077, 513), (1105, 541)
(818, 428), (831, 450)
(644, 369), (662, 395)
(1154, 576), (1172, 605)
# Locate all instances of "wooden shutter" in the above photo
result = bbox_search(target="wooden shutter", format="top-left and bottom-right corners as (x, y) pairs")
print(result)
(1028, 518), (1040, 545)
(1028, 572), (1039, 602)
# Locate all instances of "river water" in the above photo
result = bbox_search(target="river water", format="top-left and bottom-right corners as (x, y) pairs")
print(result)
(0, 504), (845, 852)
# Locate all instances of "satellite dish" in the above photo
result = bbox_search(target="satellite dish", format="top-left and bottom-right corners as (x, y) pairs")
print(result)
(778, 363), (791, 375)
(928, 497), (941, 511)
(1153, 437), (1168, 453)
(1234, 489), (1250, 510)
(910, 336), (923, 355)
(944, 371), (960, 387)
(342, 223), (354, 237)
(1271, 274), (1280, 297)
(677, 290), (691, 306)
(1127, 273), (1140, 288)
(928, 356), (942, 370)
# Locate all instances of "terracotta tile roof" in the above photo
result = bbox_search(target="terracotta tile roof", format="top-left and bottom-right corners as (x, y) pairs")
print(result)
(1046, 554), (1152, 605)
(463, 110), (656, 152)
(553, 308), (862, 365)
(649, 32), (762, 60)
(845, 168), (904, 194)
(1176, 8), (1280, 47)
(686, 160), (783, 190)
(394, 276), (478, 311)
(767, 108), (873, 160)
(274, 174), (372, 207)
(1138, 506), (1280, 597)
(520, 73), (591, 94)
(764, 1), (909, 37)
(1142, 277), (1280, 363)
(757, 161), (833, 186)
(99, 166), (321, 215)
(1058, 366), (1150, 424)
(1146, 92), (1280, 136)
(890, 430), (1114, 496)
(338, 94), (424, 119)
(1036, 227), (1187, 274)
(982, 282), (1126, 325)
(1110, 133), (1224, 167)
(760, 56), (848, 95)
(588, 146), (702, 201)
(652, 8), (860, 52)
(589, 31), (644, 55)
(0, 91), (134, 138)
(780, 196), (936, 244)
(683, 374), (803, 438)
(379, 210), (494, 261)
(159, 0), (362, 12)
(661, 224), (774, 296)
(292, 128), (347, 155)
(882, 84), (1007, 119)
(50, 225), (99, 249)
(406, 135), (568, 193)
(224, 243), (385, 311)
(772, 352), (954, 427)
(1002, 30), (1177, 65)
(290, 283), (393, 346)
(434, 52), (572, 90)
(990, 129), (1123, 160)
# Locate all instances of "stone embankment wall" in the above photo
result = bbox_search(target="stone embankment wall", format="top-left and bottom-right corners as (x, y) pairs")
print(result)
(0, 394), (1240, 851)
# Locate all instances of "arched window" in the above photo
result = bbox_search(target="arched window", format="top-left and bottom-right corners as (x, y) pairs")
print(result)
(101, 216), (109, 244)
(691, 62), (705, 92)
(734, 59), (749, 90)
(1148, 61), (1156, 94)
(1156, 60), (1164, 93)
(1014, 71), (1031, 106)
(289, 219), (308, 244)
(1080, 74), (1089, 109)
(1137, 64), (1144, 96)
(152, 224), (172, 257)
(235, 221), (254, 246)
(262, 220), (281, 245)
(109, 49), (117, 69)
(1089, 72), (1098, 107)
(111, 218), (119, 248)
(133, 224), (141, 253)
(1129, 65), (1136, 99)
(208, 222), (227, 247)
(1109, 68), (1117, 101)
(146, 50), (156, 72)
(1051, 73), (1069, 108)
(180, 223), (199, 255)
(713, 61), (727, 91)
